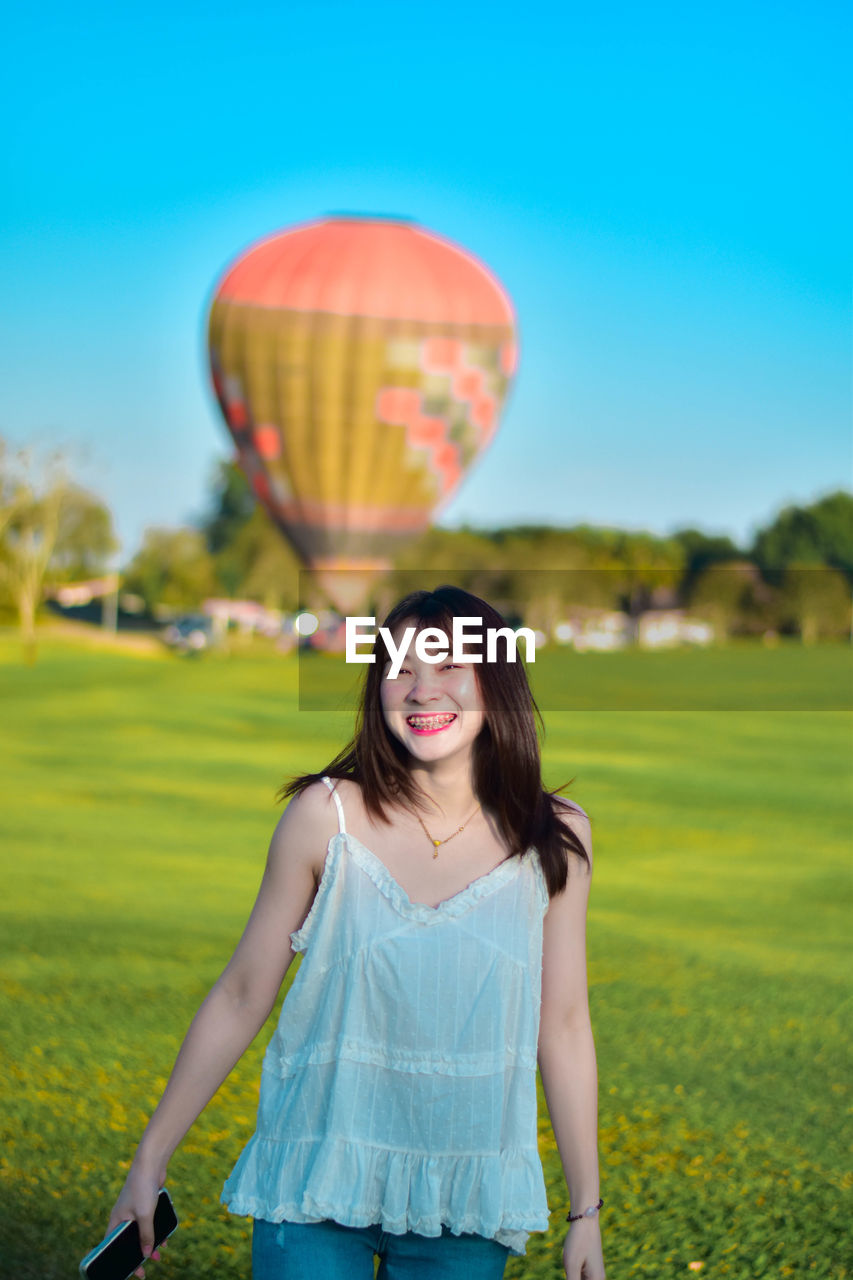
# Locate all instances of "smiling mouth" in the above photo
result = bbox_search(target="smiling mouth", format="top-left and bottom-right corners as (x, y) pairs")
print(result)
(406, 713), (457, 734)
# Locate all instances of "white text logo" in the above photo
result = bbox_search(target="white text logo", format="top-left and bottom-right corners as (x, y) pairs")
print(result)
(345, 616), (537, 677)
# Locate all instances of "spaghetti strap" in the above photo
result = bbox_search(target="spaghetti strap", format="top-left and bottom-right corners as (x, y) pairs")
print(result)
(321, 775), (346, 834)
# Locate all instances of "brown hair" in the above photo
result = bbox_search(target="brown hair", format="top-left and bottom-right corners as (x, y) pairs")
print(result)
(280, 585), (590, 896)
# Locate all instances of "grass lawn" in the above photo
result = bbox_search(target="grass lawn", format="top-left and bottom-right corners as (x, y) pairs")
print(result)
(1, 629), (850, 1278)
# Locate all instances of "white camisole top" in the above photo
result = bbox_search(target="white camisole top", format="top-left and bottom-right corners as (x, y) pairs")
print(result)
(221, 776), (553, 1255)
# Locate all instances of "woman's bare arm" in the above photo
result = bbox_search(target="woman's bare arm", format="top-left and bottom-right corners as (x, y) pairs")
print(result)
(106, 780), (338, 1272)
(537, 804), (606, 1279)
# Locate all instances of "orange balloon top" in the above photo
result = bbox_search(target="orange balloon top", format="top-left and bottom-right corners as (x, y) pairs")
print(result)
(213, 216), (514, 326)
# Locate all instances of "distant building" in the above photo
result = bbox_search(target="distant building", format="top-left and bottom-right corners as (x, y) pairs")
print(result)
(202, 598), (284, 638)
(636, 610), (715, 648)
(552, 605), (714, 650)
(552, 608), (632, 651)
(46, 576), (118, 606)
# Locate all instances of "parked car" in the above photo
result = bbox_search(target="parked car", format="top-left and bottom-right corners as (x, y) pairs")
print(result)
(162, 614), (214, 654)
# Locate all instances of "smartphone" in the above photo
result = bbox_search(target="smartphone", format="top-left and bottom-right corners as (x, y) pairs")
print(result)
(79, 1187), (178, 1280)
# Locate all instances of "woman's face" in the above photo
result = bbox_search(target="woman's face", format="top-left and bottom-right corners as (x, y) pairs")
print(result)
(379, 620), (486, 766)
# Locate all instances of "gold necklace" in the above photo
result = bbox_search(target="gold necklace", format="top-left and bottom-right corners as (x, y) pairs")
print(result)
(415, 803), (481, 859)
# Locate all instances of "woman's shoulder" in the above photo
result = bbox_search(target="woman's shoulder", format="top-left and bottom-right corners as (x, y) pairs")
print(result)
(285, 774), (366, 829)
(548, 793), (593, 870)
(275, 777), (347, 877)
(284, 774), (337, 816)
(550, 792), (590, 822)
(324, 775), (362, 801)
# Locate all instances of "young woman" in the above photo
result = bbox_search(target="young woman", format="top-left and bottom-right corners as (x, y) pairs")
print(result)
(106, 586), (606, 1280)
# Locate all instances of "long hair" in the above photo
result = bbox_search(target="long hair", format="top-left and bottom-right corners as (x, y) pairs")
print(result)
(280, 585), (590, 896)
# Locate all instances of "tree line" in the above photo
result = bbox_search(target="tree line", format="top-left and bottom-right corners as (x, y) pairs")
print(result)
(2, 441), (851, 659)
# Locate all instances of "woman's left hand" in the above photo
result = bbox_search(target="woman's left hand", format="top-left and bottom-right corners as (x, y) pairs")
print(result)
(561, 1218), (606, 1280)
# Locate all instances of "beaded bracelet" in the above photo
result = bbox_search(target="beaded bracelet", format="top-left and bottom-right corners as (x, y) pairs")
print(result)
(566, 1197), (604, 1222)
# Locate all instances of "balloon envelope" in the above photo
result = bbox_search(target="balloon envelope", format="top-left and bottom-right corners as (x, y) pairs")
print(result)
(208, 215), (517, 609)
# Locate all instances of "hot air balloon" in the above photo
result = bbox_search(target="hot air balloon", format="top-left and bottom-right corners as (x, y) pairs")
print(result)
(207, 215), (517, 611)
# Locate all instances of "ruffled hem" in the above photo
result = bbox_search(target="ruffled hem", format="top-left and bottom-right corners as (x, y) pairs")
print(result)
(221, 1136), (550, 1257)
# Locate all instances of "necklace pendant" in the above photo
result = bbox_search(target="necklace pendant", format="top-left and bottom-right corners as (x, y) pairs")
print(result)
(432, 847), (439, 859)
(432, 838), (441, 847)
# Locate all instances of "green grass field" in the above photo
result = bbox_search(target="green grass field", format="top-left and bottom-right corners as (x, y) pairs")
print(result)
(1, 631), (851, 1278)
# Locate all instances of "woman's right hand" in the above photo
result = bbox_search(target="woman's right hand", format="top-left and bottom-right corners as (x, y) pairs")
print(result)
(106, 1159), (167, 1280)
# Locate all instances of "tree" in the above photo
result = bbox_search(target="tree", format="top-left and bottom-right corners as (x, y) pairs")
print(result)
(606, 529), (686, 614)
(0, 438), (118, 662)
(201, 458), (256, 556)
(489, 526), (619, 621)
(778, 564), (852, 643)
(196, 458), (302, 604)
(672, 528), (742, 594)
(229, 506), (302, 611)
(122, 528), (217, 615)
(392, 526), (502, 585)
(687, 560), (765, 641)
(47, 485), (117, 581)
(752, 491), (853, 584)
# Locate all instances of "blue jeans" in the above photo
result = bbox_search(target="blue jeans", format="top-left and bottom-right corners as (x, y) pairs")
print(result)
(252, 1217), (510, 1280)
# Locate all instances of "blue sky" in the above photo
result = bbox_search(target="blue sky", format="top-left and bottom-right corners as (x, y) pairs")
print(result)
(1, 0), (850, 562)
